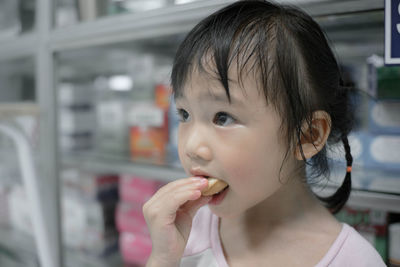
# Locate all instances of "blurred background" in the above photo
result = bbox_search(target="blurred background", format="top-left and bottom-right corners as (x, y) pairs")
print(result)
(0, 0), (399, 266)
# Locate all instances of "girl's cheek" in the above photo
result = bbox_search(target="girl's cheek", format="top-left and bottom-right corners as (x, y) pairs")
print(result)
(223, 151), (255, 185)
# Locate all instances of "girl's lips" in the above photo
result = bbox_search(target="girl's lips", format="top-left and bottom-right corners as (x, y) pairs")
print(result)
(208, 186), (229, 205)
(189, 168), (214, 178)
(190, 170), (211, 178)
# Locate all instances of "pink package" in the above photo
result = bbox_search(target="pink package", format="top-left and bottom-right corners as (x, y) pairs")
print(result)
(119, 175), (163, 204)
(120, 232), (152, 265)
(116, 202), (149, 235)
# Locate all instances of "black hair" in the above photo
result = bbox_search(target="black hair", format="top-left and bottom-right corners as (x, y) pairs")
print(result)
(171, 0), (354, 214)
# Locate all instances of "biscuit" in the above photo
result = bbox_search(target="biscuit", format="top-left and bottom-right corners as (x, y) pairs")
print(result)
(201, 178), (228, 196)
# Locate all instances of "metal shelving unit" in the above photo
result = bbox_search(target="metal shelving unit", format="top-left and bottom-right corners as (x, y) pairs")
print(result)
(314, 186), (400, 214)
(0, 225), (38, 267)
(63, 152), (185, 182)
(0, 0), (398, 266)
(0, 103), (39, 116)
(0, 33), (38, 61)
(50, 0), (233, 51)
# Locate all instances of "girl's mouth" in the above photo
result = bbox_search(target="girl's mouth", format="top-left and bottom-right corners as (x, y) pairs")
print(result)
(201, 177), (228, 196)
(208, 185), (229, 205)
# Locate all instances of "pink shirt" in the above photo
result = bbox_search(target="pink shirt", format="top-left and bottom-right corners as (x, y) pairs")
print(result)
(181, 206), (386, 267)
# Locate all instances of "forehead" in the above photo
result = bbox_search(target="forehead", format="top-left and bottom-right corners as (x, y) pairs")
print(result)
(175, 60), (263, 104)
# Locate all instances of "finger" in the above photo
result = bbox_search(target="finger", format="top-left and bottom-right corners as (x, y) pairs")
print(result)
(152, 177), (206, 199)
(159, 189), (209, 223)
(143, 178), (208, 225)
(144, 185), (201, 217)
(147, 177), (208, 206)
(180, 196), (212, 219)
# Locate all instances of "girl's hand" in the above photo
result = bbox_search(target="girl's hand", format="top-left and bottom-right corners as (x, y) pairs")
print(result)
(143, 177), (211, 267)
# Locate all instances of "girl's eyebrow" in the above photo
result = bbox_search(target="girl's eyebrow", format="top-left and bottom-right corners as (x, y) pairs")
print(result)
(176, 91), (244, 106)
(202, 91), (244, 107)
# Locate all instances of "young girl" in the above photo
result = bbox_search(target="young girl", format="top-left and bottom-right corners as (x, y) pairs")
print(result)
(143, 1), (386, 266)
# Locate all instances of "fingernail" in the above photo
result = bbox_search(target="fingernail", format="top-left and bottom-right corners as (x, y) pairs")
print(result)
(192, 177), (207, 185)
(192, 177), (206, 182)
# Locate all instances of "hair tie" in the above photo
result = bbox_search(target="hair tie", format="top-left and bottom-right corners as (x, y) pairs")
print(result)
(346, 166), (352, 173)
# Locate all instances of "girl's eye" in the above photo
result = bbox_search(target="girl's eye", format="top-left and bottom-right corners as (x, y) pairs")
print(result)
(177, 108), (190, 122)
(213, 112), (235, 126)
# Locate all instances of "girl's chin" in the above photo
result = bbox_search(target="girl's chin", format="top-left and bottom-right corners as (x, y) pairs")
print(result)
(208, 198), (244, 219)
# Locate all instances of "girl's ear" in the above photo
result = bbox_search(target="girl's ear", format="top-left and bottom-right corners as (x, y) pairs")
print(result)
(295, 111), (331, 160)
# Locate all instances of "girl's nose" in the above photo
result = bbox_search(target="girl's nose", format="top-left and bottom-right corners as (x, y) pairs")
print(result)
(184, 127), (213, 162)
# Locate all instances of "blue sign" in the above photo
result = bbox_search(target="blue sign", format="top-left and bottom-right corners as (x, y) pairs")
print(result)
(386, 0), (400, 64)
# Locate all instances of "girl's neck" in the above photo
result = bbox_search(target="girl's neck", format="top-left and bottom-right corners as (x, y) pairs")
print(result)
(220, 175), (329, 245)
(218, 175), (342, 266)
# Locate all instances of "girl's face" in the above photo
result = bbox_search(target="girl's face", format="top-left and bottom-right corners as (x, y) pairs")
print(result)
(176, 69), (297, 219)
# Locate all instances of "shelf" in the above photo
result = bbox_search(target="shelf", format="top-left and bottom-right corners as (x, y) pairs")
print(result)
(0, 33), (38, 62)
(0, 225), (121, 267)
(302, 0), (383, 17)
(50, 0), (234, 51)
(62, 152), (185, 182)
(349, 189), (400, 213)
(1, 1), (396, 266)
(0, 102), (39, 118)
(63, 153), (400, 213)
(0, 0), (384, 60)
(314, 185), (400, 213)
(49, 0), (384, 52)
(64, 248), (123, 267)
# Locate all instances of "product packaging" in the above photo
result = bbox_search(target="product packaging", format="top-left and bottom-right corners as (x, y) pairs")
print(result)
(0, 0), (20, 40)
(59, 82), (96, 151)
(389, 223), (400, 267)
(62, 193), (118, 255)
(119, 174), (162, 204)
(61, 169), (120, 255)
(328, 131), (400, 172)
(368, 100), (400, 134)
(77, 0), (108, 21)
(167, 96), (181, 167)
(117, 175), (162, 234)
(326, 131), (400, 193)
(117, 175), (163, 265)
(8, 186), (32, 235)
(154, 83), (171, 111)
(367, 55), (400, 100)
(119, 231), (152, 266)
(350, 132), (400, 172)
(129, 102), (168, 164)
(0, 184), (10, 226)
(96, 100), (130, 155)
(62, 169), (119, 202)
(116, 202), (148, 235)
(336, 206), (388, 261)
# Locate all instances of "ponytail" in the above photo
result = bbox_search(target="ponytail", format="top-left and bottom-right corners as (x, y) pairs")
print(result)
(318, 135), (353, 214)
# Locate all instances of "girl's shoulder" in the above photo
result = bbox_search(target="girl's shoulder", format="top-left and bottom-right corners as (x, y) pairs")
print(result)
(316, 223), (386, 267)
